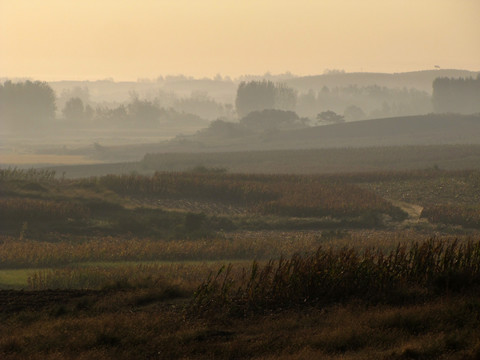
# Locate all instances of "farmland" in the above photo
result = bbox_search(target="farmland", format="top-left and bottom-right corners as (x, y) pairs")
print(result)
(1, 167), (480, 359)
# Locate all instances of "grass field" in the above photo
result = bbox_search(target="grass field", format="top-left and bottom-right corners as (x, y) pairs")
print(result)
(0, 153), (102, 166)
(1, 167), (480, 358)
(45, 144), (480, 178)
(0, 260), (248, 289)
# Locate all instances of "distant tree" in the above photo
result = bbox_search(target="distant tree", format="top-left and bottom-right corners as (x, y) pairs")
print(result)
(235, 80), (276, 117)
(62, 97), (85, 122)
(316, 110), (345, 123)
(94, 104), (128, 125)
(84, 104), (94, 121)
(235, 81), (297, 117)
(127, 98), (162, 126)
(0, 80), (55, 132)
(199, 119), (251, 138)
(240, 109), (305, 132)
(343, 105), (366, 121)
(432, 75), (480, 114)
(57, 86), (90, 114)
(297, 90), (317, 118)
(174, 91), (225, 120)
(274, 83), (297, 111)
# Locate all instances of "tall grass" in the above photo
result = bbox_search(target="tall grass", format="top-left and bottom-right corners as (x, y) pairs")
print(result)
(0, 234), (325, 269)
(0, 168), (56, 182)
(26, 263), (226, 291)
(190, 239), (480, 316)
(0, 198), (89, 225)
(90, 172), (406, 220)
(421, 204), (480, 229)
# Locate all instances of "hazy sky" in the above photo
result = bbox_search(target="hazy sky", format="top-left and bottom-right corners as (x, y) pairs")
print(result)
(1, 0), (479, 81)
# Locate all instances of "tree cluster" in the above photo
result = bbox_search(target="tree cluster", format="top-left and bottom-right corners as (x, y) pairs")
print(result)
(235, 81), (297, 117)
(432, 75), (480, 114)
(296, 85), (431, 120)
(0, 80), (56, 132)
(198, 109), (307, 139)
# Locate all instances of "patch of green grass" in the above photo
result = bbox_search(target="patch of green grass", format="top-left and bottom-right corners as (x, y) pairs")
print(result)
(0, 260), (251, 290)
(0, 269), (45, 289)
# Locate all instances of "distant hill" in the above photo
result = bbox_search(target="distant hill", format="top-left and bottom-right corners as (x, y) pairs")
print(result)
(139, 113), (480, 155)
(260, 113), (480, 150)
(284, 70), (480, 93)
(41, 113), (480, 178)
(44, 69), (480, 105)
(39, 113), (480, 164)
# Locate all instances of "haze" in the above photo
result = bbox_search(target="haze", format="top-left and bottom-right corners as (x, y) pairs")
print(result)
(1, 0), (479, 81)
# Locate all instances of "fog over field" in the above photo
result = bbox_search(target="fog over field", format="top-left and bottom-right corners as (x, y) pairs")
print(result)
(1, 70), (480, 169)
(2, 2), (480, 359)
(1, 0), (479, 169)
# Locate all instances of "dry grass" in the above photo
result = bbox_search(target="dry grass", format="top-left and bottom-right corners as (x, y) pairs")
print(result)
(2, 230), (476, 270)
(190, 238), (480, 316)
(1, 294), (479, 359)
(421, 204), (480, 229)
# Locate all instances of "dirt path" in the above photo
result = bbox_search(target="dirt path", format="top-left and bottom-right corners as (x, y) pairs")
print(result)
(392, 200), (423, 220)
(388, 199), (429, 228)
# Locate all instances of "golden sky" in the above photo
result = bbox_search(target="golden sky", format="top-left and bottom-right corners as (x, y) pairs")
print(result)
(1, 0), (479, 81)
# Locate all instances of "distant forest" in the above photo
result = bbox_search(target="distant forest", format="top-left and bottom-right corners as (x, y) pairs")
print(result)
(1, 74), (479, 134)
(432, 75), (480, 114)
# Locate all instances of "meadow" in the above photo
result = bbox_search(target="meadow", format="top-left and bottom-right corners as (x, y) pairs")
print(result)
(1, 167), (480, 359)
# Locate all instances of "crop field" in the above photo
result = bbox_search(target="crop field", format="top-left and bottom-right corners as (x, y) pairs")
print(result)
(1, 168), (480, 358)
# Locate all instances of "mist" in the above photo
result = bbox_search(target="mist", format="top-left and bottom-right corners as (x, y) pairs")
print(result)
(1, 69), (479, 169)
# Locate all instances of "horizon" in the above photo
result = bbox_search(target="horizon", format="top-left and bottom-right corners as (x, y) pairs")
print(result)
(2, 68), (479, 84)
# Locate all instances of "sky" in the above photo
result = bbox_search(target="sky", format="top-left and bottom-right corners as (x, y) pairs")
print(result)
(1, 0), (479, 81)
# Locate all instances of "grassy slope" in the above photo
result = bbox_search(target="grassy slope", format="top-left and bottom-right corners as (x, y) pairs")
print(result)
(48, 144), (480, 178)
(1, 168), (480, 358)
(32, 113), (480, 174)
(1, 293), (480, 359)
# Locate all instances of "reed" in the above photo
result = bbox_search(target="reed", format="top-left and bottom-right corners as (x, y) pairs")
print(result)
(190, 238), (480, 316)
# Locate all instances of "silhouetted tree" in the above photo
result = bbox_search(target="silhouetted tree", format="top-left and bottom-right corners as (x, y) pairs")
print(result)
(432, 75), (480, 114)
(344, 105), (365, 121)
(174, 91), (225, 120)
(94, 105), (128, 125)
(62, 97), (85, 122)
(0, 80), (55, 132)
(240, 109), (304, 132)
(235, 81), (297, 117)
(316, 110), (345, 123)
(57, 86), (90, 114)
(274, 83), (297, 111)
(200, 119), (252, 138)
(235, 80), (276, 117)
(127, 98), (162, 126)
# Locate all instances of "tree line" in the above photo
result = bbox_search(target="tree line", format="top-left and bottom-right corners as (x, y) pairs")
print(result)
(0, 81), (56, 132)
(432, 75), (480, 114)
(2, 75), (479, 133)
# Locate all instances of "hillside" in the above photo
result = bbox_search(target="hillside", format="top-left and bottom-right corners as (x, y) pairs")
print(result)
(260, 113), (480, 149)
(88, 113), (480, 157)
(44, 144), (480, 178)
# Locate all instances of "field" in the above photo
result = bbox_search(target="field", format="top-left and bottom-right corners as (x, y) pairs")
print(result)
(1, 167), (480, 359)
(43, 144), (480, 178)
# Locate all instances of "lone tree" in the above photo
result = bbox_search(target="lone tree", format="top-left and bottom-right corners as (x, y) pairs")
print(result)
(316, 110), (345, 123)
